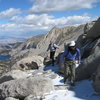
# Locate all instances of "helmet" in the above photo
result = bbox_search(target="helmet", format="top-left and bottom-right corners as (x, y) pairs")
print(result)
(69, 41), (76, 46)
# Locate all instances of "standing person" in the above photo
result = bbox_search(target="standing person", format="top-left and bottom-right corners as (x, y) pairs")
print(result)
(62, 41), (81, 86)
(47, 41), (59, 66)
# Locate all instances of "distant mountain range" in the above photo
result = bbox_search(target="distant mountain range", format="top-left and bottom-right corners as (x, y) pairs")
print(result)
(0, 36), (27, 44)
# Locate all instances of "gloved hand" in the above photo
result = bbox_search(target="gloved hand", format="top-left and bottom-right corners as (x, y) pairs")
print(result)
(61, 63), (64, 68)
(75, 60), (80, 64)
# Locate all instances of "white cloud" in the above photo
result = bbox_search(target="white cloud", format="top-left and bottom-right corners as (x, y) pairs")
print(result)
(0, 23), (50, 36)
(10, 14), (93, 26)
(29, 0), (100, 13)
(0, 8), (22, 19)
(0, 14), (95, 36)
(10, 14), (54, 25)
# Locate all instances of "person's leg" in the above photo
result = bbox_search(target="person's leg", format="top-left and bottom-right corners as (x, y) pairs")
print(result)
(70, 61), (76, 86)
(52, 51), (55, 66)
(64, 61), (70, 84)
(50, 52), (52, 59)
(50, 51), (55, 66)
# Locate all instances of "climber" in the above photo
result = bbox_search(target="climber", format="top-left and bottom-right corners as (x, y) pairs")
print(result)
(62, 41), (81, 86)
(47, 41), (59, 66)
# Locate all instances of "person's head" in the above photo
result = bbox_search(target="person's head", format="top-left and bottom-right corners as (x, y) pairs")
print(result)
(50, 40), (53, 44)
(69, 41), (76, 50)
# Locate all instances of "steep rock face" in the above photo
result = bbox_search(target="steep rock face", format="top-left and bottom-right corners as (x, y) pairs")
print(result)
(0, 77), (54, 99)
(0, 60), (12, 76)
(76, 21), (95, 49)
(0, 43), (15, 51)
(86, 18), (100, 39)
(10, 24), (87, 60)
(76, 17), (100, 81)
(0, 43), (16, 56)
(10, 34), (45, 57)
(27, 25), (85, 58)
(76, 39), (100, 80)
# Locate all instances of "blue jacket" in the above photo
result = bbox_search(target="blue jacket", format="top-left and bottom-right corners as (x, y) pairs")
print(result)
(63, 48), (81, 62)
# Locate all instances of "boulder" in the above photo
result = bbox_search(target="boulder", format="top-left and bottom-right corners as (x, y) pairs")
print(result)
(57, 52), (64, 73)
(0, 68), (58, 85)
(93, 65), (100, 93)
(76, 18), (100, 81)
(5, 97), (19, 100)
(12, 56), (44, 70)
(0, 77), (54, 99)
(43, 56), (51, 66)
(76, 39), (100, 80)
(0, 70), (29, 84)
(24, 94), (44, 100)
(24, 95), (35, 100)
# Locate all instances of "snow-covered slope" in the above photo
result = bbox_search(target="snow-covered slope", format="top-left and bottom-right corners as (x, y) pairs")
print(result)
(44, 65), (100, 100)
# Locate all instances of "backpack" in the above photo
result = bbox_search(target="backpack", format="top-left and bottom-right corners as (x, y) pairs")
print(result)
(64, 47), (78, 58)
(49, 43), (56, 51)
(53, 44), (57, 50)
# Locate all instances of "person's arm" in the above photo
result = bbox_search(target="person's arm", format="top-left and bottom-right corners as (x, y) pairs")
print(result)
(54, 44), (59, 49)
(77, 48), (81, 64)
(61, 50), (68, 64)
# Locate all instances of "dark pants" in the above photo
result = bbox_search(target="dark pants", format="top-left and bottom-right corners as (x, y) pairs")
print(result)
(64, 60), (76, 85)
(50, 51), (55, 66)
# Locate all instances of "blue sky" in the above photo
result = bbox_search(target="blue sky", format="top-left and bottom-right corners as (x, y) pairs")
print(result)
(0, 0), (100, 38)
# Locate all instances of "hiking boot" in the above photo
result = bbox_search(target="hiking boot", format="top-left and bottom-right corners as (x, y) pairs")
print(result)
(64, 78), (67, 84)
(64, 80), (66, 84)
(70, 83), (75, 86)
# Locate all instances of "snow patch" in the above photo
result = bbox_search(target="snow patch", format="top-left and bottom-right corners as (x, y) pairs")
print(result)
(44, 64), (100, 100)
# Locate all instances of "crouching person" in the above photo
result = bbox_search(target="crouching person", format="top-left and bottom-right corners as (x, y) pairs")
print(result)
(62, 41), (81, 86)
